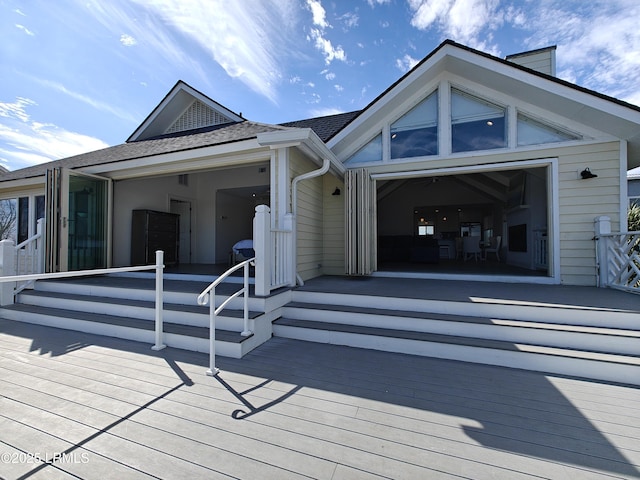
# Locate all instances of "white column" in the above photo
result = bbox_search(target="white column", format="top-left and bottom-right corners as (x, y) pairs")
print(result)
(594, 216), (611, 288)
(253, 204), (271, 296)
(0, 239), (16, 306)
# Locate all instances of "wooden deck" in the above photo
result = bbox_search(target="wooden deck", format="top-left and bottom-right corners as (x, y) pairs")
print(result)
(1, 318), (639, 479)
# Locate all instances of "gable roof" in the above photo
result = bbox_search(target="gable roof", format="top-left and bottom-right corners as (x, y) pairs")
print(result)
(127, 80), (245, 142)
(329, 39), (640, 168)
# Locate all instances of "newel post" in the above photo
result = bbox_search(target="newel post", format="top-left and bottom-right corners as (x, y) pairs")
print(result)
(0, 239), (16, 306)
(253, 204), (271, 297)
(594, 215), (611, 288)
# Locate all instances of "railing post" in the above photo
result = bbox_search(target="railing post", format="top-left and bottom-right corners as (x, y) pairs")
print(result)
(253, 204), (271, 296)
(36, 218), (45, 274)
(0, 239), (16, 306)
(206, 290), (219, 376)
(241, 262), (251, 336)
(594, 216), (611, 288)
(151, 250), (166, 351)
(284, 213), (295, 286)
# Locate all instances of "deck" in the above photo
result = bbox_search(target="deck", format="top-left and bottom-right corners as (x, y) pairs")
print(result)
(1, 317), (639, 479)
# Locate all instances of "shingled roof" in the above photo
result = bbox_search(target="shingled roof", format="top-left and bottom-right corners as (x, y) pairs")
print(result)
(280, 110), (361, 142)
(0, 121), (289, 182)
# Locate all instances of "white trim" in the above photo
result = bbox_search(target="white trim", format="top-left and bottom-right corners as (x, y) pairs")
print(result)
(373, 271), (556, 284)
(82, 141), (270, 179)
(620, 140), (628, 230)
(372, 157), (561, 285)
(371, 157), (556, 180)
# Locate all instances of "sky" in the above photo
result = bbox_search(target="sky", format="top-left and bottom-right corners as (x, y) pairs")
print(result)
(1, 0), (640, 173)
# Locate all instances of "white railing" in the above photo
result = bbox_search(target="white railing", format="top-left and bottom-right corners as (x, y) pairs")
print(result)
(271, 228), (293, 289)
(0, 248), (167, 350)
(197, 257), (254, 376)
(13, 218), (45, 294)
(596, 231), (640, 294)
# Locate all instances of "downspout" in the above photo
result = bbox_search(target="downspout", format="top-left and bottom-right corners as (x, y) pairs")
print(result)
(290, 157), (331, 286)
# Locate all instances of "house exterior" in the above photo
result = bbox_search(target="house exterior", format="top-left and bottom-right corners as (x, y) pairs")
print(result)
(1, 40), (640, 289)
(629, 167), (640, 207)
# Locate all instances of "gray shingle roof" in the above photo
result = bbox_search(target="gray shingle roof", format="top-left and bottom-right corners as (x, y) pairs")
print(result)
(0, 121), (288, 182)
(280, 111), (361, 142)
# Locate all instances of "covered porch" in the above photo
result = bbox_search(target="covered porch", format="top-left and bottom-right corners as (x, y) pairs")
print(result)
(1, 318), (639, 479)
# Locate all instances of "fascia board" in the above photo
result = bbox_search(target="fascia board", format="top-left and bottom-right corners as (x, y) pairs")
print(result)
(82, 138), (268, 178)
(0, 176), (46, 193)
(258, 128), (345, 177)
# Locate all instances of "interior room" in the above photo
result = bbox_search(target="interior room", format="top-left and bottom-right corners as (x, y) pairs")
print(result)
(376, 167), (549, 277)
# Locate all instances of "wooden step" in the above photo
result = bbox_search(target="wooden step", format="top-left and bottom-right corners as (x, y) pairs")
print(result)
(273, 317), (640, 386)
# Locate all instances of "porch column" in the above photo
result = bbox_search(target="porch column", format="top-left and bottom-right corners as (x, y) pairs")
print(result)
(0, 239), (16, 306)
(594, 215), (611, 287)
(253, 205), (271, 297)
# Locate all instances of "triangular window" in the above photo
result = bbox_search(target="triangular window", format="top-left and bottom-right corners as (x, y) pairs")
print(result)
(345, 134), (382, 165)
(165, 100), (233, 134)
(517, 114), (580, 146)
(451, 89), (506, 152)
(390, 91), (438, 159)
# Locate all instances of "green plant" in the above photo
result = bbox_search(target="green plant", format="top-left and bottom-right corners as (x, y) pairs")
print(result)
(629, 202), (640, 232)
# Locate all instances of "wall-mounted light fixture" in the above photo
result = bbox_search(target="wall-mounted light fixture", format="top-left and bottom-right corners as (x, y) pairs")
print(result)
(580, 168), (597, 179)
(332, 187), (341, 196)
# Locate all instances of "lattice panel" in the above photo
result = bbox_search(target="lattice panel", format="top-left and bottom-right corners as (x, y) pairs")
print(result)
(166, 100), (232, 134)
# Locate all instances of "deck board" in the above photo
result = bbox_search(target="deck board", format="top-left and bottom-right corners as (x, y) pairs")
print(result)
(1, 318), (639, 479)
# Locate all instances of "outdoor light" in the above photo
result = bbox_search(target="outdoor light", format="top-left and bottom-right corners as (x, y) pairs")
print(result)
(580, 168), (597, 179)
(332, 187), (341, 195)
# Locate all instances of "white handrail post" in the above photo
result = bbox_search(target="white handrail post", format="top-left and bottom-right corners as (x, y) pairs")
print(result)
(151, 250), (166, 351)
(206, 290), (219, 376)
(0, 239), (16, 306)
(253, 204), (271, 296)
(594, 216), (611, 288)
(241, 261), (251, 336)
(36, 218), (45, 274)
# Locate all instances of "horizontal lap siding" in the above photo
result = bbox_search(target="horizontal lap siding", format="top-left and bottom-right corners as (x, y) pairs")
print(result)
(323, 176), (345, 275)
(557, 141), (621, 285)
(291, 151), (324, 281)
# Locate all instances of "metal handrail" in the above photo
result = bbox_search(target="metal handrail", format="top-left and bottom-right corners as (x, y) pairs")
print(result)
(197, 257), (254, 376)
(0, 251), (167, 351)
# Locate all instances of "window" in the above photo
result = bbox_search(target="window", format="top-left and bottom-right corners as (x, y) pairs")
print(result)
(517, 114), (579, 146)
(0, 198), (17, 241)
(451, 89), (506, 153)
(345, 134), (382, 165)
(391, 91), (438, 159)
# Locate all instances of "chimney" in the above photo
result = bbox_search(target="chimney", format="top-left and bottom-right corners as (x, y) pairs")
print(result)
(506, 45), (557, 76)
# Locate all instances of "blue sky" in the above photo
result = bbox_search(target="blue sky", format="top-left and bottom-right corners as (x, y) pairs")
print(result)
(1, 0), (639, 172)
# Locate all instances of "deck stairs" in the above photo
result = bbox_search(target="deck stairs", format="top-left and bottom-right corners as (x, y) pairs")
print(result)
(0, 273), (287, 359)
(273, 282), (640, 387)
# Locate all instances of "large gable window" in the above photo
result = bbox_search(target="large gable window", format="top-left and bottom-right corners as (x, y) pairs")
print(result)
(345, 134), (382, 165)
(390, 91), (438, 159)
(517, 114), (580, 146)
(451, 89), (506, 153)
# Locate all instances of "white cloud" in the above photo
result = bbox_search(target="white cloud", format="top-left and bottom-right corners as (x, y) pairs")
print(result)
(0, 98), (108, 170)
(0, 98), (36, 123)
(309, 106), (345, 117)
(334, 84), (344, 92)
(305, 0), (347, 65)
(407, 0), (502, 49)
(87, 0), (300, 103)
(340, 11), (359, 29)
(307, 0), (328, 27)
(396, 54), (419, 72)
(120, 33), (137, 46)
(366, 0), (390, 6)
(518, 0), (640, 106)
(325, 72), (336, 81)
(15, 24), (35, 36)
